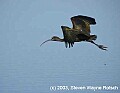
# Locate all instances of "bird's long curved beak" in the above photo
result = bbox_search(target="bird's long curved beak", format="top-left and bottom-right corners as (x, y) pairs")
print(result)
(40, 39), (52, 47)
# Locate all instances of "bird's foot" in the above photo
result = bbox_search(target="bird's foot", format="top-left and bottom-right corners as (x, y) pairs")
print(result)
(98, 45), (108, 51)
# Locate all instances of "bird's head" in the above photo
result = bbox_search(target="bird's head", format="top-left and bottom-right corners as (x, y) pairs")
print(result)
(61, 26), (71, 30)
(51, 36), (61, 41)
(40, 36), (63, 47)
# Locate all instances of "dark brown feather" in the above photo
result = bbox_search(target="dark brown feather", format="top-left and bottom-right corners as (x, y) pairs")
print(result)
(71, 15), (96, 34)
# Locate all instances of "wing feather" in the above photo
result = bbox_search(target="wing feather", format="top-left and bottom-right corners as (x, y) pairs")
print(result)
(61, 26), (79, 48)
(71, 15), (96, 34)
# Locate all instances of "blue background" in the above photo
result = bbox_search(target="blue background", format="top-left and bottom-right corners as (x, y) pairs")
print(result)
(0, 0), (120, 93)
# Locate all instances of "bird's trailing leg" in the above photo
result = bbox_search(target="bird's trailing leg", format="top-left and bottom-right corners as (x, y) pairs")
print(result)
(89, 41), (108, 51)
(89, 35), (97, 41)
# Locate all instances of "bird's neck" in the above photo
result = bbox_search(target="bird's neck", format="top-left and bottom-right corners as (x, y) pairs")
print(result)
(58, 38), (64, 42)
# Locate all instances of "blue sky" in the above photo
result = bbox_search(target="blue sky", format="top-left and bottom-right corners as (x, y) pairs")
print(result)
(0, 0), (120, 93)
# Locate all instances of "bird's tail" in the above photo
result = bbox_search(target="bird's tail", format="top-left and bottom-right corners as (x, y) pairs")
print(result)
(89, 35), (97, 41)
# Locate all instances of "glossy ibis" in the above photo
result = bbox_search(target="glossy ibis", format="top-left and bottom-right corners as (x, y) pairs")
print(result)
(40, 15), (107, 50)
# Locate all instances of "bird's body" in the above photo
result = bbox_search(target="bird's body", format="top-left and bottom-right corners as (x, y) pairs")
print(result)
(40, 15), (107, 50)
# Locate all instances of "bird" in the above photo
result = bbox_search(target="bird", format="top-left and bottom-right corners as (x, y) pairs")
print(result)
(40, 15), (107, 50)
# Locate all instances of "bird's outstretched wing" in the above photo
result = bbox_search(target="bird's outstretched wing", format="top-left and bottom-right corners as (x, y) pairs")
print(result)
(61, 26), (79, 48)
(71, 15), (96, 34)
